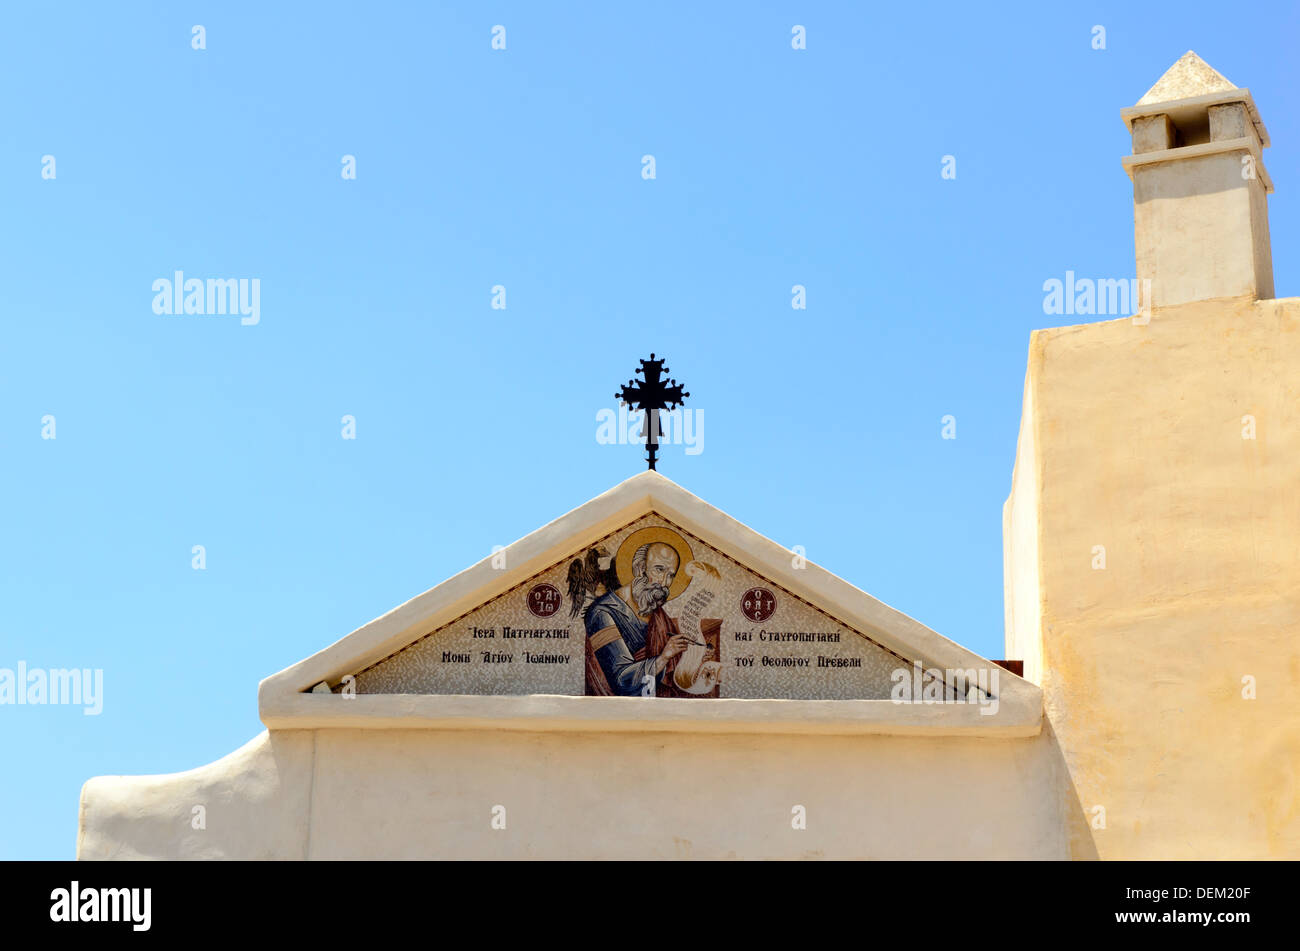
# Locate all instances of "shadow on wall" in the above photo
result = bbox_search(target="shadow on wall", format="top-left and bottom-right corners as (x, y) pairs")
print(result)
(1045, 718), (1100, 861)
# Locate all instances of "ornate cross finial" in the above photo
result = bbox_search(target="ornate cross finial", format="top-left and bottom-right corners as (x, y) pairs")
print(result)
(615, 353), (689, 471)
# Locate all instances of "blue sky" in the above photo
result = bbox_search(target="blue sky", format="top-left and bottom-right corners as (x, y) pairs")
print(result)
(2, 2), (1297, 858)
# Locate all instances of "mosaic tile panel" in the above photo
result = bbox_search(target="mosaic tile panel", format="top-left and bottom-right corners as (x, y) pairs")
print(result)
(349, 514), (907, 700)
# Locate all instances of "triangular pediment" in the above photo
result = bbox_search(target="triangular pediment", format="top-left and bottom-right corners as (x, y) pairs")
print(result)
(347, 510), (912, 700)
(258, 472), (1040, 735)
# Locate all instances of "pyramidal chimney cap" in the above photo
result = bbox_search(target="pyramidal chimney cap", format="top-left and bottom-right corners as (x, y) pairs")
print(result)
(1121, 51), (1269, 148)
(1137, 50), (1237, 105)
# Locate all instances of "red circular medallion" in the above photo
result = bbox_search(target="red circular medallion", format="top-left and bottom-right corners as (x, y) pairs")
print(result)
(741, 587), (777, 622)
(527, 583), (562, 618)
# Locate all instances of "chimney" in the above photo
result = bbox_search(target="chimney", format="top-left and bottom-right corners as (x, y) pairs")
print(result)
(1122, 51), (1274, 309)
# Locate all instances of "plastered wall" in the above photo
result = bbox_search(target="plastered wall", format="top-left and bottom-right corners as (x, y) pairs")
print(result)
(1004, 296), (1300, 859)
(79, 725), (1069, 860)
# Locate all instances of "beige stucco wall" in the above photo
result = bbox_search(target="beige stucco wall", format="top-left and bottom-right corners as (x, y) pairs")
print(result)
(1004, 295), (1300, 859)
(79, 724), (1070, 860)
(1004, 363), (1044, 688)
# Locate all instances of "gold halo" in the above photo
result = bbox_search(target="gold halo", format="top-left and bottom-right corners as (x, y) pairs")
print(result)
(614, 527), (693, 603)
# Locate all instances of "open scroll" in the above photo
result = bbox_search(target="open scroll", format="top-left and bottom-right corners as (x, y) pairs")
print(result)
(673, 562), (723, 695)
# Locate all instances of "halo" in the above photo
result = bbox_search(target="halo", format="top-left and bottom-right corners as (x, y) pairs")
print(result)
(614, 526), (694, 603)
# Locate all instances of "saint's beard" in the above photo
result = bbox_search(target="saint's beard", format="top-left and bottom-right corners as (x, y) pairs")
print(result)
(631, 575), (670, 614)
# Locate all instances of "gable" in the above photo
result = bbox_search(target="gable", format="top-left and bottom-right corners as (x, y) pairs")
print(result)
(349, 512), (910, 700)
(259, 471), (1040, 737)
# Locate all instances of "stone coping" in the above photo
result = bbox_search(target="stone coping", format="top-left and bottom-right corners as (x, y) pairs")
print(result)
(259, 691), (1043, 738)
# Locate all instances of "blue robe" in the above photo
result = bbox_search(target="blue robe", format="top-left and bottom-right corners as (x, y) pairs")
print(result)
(585, 592), (659, 696)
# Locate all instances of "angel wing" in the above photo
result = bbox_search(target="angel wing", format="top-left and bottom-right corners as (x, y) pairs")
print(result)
(569, 547), (615, 619)
(566, 558), (587, 618)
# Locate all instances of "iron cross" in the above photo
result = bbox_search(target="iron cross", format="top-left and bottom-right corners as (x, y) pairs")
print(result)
(616, 354), (689, 471)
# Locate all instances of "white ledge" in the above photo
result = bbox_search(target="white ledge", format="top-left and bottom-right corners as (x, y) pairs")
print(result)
(1121, 136), (1273, 191)
(258, 691), (1042, 738)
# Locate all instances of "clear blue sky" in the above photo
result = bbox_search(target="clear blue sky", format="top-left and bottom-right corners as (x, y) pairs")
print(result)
(2, 2), (1297, 859)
